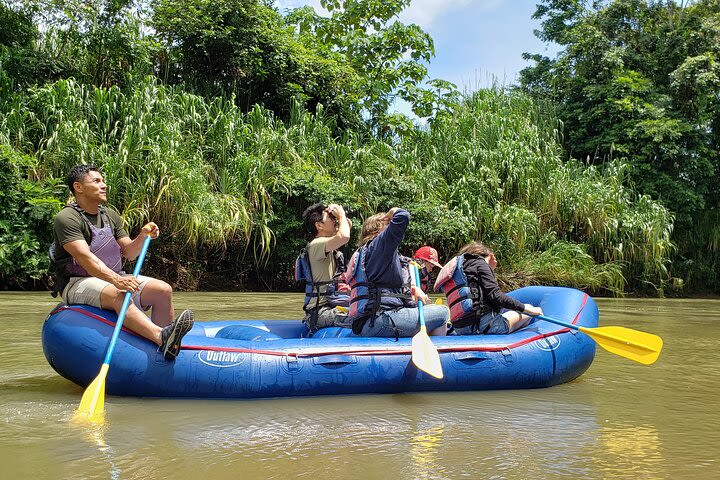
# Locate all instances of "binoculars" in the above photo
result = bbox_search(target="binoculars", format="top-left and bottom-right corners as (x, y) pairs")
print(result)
(330, 205), (354, 218)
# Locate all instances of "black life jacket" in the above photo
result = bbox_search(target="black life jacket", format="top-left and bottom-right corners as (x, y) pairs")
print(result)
(346, 249), (413, 335)
(294, 247), (350, 327)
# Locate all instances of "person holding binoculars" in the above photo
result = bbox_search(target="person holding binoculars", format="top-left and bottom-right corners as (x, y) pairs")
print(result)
(295, 203), (353, 332)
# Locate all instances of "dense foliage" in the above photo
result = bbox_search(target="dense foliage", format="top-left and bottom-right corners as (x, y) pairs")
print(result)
(0, 146), (64, 288)
(520, 0), (720, 293)
(285, 0), (456, 130)
(151, 0), (365, 129)
(0, 0), (698, 295)
(0, 77), (671, 293)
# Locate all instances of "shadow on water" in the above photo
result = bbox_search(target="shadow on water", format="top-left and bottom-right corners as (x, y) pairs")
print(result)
(81, 383), (612, 478)
(0, 373), (79, 395)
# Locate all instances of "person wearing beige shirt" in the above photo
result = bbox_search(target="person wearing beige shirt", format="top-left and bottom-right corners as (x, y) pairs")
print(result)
(295, 203), (352, 332)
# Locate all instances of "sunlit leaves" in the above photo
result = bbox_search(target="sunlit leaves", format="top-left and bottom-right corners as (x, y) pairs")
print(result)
(285, 0), (435, 129)
(521, 0), (720, 292)
(0, 68), (675, 293)
(0, 145), (64, 287)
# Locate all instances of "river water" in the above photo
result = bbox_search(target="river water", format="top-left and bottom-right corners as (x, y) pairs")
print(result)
(1, 292), (718, 479)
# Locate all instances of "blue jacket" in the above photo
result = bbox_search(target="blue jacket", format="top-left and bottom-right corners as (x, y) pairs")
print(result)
(362, 209), (413, 311)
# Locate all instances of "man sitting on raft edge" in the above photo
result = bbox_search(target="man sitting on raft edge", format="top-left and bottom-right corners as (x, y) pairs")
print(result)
(49, 164), (193, 360)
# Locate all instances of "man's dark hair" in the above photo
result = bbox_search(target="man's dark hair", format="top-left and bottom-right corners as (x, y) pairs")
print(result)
(302, 203), (326, 238)
(67, 164), (100, 194)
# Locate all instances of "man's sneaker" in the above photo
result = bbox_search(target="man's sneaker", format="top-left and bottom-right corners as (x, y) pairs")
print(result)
(160, 309), (194, 360)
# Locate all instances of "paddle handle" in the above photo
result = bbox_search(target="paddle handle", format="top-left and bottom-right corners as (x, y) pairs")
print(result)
(536, 314), (580, 331)
(101, 235), (152, 366)
(410, 263), (427, 330)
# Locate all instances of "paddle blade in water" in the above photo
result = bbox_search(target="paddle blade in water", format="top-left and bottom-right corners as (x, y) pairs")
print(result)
(75, 363), (109, 424)
(411, 327), (444, 379)
(579, 325), (663, 365)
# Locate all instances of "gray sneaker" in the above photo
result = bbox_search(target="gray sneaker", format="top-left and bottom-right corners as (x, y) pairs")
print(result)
(160, 309), (194, 360)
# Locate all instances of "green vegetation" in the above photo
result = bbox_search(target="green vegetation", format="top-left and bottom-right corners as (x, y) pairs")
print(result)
(0, 77), (671, 294)
(0, 146), (64, 288)
(0, 0), (712, 296)
(520, 0), (720, 293)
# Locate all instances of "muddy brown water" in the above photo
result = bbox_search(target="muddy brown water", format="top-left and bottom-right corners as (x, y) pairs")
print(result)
(1, 292), (718, 479)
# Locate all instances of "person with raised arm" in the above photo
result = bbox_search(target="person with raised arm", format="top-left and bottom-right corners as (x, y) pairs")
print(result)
(347, 207), (448, 337)
(295, 203), (353, 332)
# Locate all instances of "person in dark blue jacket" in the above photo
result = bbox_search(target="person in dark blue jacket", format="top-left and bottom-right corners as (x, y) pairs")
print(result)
(346, 207), (449, 337)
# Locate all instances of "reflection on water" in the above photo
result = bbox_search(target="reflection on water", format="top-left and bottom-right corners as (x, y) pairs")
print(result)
(410, 425), (445, 479)
(598, 424), (664, 478)
(1, 292), (720, 479)
(77, 422), (122, 480)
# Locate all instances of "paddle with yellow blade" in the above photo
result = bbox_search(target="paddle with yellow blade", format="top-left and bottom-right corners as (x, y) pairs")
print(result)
(409, 262), (444, 379)
(535, 314), (663, 365)
(75, 235), (152, 424)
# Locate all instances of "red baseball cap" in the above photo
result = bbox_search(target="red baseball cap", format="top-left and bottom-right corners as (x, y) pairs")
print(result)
(414, 246), (442, 268)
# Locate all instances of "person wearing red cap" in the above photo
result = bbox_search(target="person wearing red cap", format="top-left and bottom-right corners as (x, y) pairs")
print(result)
(413, 246), (442, 293)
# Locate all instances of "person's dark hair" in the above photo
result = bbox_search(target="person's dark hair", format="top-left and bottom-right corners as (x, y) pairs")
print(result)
(302, 203), (326, 238)
(67, 164), (100, 194)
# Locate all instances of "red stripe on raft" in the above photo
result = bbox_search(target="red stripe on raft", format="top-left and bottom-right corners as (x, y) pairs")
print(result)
(58, 306), (143, 338)
(495, 292), (589, 351)
(58, 293), (590, 358)
(574, 293), (589, 325)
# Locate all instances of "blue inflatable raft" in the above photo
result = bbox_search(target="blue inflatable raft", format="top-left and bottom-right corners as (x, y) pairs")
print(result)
(41, 286), (598, 399)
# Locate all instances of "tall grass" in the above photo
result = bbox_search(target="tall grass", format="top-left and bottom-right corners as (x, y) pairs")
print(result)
(393, 90), (673, 292)
(0, 78), (674, 292)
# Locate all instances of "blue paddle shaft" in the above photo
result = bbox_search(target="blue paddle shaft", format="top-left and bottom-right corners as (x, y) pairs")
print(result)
(536, 314), (580, 332)
(410, 263), (426, 329)
(101, 235), (152, 366)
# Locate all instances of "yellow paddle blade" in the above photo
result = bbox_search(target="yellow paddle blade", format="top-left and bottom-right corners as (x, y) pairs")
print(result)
(411, 326), (444, 379)
(74, 363), (109, 424)
(578, 325), (663, 365)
